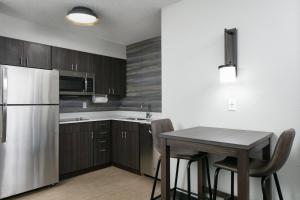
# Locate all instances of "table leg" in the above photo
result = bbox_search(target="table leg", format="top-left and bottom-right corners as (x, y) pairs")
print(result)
(237, 150), (249, 200)
(263, 139), (272, 200)
(161, 138), (170, 200)
(197, 159), (206, 199)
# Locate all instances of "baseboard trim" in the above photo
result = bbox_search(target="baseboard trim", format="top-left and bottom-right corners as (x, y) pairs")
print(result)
(112, 163), (141, 175)
(59, 163), (112, 180)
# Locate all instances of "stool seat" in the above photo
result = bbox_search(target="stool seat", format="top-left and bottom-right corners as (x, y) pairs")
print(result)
(214, 157), (268, 177)
(172, 151), (207, 160)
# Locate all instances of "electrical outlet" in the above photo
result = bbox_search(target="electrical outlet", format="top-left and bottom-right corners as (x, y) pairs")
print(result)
(83, 102), (87, 109)
(228, 98), (237, 111)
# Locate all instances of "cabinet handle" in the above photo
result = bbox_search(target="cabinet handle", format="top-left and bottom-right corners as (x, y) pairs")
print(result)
(112, 88), (115, 94)
(20, 57), (23, 65)
(76, 64), (78, 71)
(108, 88), (111, 95)
(124, 131), (127, 139)
(71, 64), (74, 71)
(99, 149), (107, 152)
(26, 58), (28, 67)
(92, 131), (94, 139)
(84, 77), (88, 92)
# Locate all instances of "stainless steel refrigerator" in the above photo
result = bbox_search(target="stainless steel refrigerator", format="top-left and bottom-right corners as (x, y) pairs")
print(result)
(0, 65), (59, 199)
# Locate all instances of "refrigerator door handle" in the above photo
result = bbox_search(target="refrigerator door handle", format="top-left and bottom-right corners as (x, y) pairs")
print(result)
(1, 104), (7, 143)
(1, 67), (7, 143)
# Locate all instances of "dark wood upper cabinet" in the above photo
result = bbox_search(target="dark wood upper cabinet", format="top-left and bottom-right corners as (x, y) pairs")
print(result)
(0, 37), (23, 66)
(0, 36), (51, 69)
(112, 58), (126, 96)
(51, 47), (71, 71)
(73, 50), (92, 73)
(23, 41), (51, 69)
(94, 55), (126, 97)
(94, 55), (110, 95)
(52, 47), (93, 73)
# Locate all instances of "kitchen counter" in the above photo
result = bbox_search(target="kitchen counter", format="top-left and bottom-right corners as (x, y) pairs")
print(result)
(59, 116), (152, 125)
(59, 111), (162, 125)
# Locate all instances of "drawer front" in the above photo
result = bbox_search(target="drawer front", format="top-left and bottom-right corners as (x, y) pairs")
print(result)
(94, 130), (110, 139)
(93, 121), (110, 131)
(94, 148), (110, 166)
(94, 139), (111, 166)
(94, 138), (110, 148)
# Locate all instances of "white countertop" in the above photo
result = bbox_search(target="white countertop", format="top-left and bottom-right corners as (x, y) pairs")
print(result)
(59, 111), (163, 125)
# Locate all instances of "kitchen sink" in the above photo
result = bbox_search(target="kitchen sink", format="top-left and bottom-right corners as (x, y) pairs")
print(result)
(60, 117), (89, 122)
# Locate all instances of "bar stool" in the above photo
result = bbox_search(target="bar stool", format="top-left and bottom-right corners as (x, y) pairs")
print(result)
(150, 119), (212, 200)
(212, 129), (295, 200)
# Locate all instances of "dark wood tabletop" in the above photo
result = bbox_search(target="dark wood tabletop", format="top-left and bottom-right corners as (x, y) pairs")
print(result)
(160, 126), (273, 150)
(159, 126), (273, 200)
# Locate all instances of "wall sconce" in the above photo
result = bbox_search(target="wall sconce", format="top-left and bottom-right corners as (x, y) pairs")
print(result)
(218, 28), (238, 83)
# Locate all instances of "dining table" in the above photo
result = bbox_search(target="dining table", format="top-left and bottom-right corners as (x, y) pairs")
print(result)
(159, 126), (273, 200)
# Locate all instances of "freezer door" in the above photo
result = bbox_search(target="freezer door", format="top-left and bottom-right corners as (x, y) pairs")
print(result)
(1, 65), (59, 105)
(0, 105), (59, 199)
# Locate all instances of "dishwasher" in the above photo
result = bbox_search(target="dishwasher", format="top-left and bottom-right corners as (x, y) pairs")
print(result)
(140, 124), (160, 178)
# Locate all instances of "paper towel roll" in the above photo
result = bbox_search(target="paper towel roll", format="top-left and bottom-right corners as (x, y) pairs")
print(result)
(92, 95), (108, 103)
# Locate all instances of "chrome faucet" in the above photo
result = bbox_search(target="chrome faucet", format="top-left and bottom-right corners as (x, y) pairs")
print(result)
(140, 103), (152, 119)
(146, 104), (152, 119)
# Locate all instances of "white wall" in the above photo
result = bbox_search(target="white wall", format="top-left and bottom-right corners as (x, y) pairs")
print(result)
(162, 0), (300, 199)
(0, 13), (126, 59)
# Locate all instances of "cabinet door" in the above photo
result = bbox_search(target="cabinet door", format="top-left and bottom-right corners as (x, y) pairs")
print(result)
(123, 122), (139, 170)
(112, 121), (126, 166)
(59, 123), (93, 175)
(74, 51), (90, 73)
(23, 41), (51, 69)
(59, 124), (78, 175)
(94, 55), (110, 94)
(108, 58), (126, 97)
(51, 47), (72, 71)
(74, 123), (94, 171)
(77, 131), (94, 170)
(112, 59), (126, 96)
(0, 36), (23, 66)
(89, 54), (99, 75)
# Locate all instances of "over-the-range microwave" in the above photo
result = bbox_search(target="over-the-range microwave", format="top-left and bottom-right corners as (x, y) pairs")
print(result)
(59, 70), (95, 96)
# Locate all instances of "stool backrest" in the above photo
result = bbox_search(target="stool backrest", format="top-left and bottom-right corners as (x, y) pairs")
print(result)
(259, 128), (296, 176)
(151, 119), (174, 155)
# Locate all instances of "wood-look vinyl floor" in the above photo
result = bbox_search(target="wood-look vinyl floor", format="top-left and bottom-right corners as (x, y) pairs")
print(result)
(10, 167), (160, 200)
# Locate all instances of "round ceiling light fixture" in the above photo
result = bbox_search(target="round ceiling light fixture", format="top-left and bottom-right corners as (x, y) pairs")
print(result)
(66, 6), (98, 26)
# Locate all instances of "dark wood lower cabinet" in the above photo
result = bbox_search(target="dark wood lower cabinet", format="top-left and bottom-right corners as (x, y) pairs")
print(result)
(59, 123), (93, 175)
(60, 121), (111, 177)
(60, 120), (140, 178)
(112, 121), (140, 171)
(93, 121), (111, 166)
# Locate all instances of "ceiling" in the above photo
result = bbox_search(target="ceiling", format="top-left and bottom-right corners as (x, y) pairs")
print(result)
(0, 0), (179, 45)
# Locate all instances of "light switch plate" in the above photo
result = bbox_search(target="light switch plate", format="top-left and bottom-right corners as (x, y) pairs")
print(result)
(83, 102), (87, 109)
(228, 98), (237, 111)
